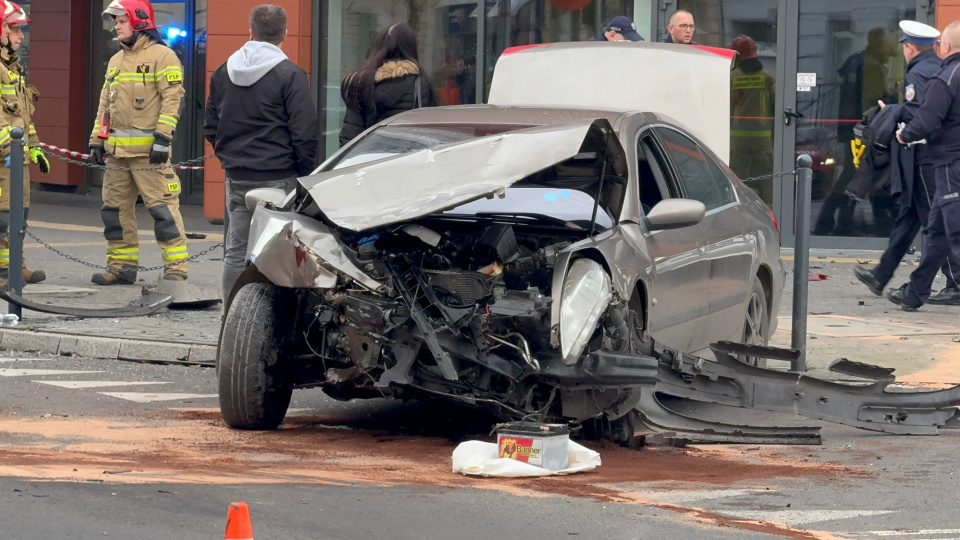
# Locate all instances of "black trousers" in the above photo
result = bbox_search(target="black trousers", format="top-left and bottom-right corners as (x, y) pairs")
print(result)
(874, 163), (960, 289)
(904, 162), (960, 306)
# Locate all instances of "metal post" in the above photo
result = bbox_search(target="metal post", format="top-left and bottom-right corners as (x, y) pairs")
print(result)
(7, 127), (25, 318)
(791, 154), (813, 372)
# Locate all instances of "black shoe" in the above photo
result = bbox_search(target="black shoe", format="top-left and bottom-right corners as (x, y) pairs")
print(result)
(885, 285), (920, 312)
(854, 266), (883, 296)
(927, 286), (960, 306)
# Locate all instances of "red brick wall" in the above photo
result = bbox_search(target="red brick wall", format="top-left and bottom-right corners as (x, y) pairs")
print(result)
(204, 0), (313, 219)
(30, 0), (89, 187)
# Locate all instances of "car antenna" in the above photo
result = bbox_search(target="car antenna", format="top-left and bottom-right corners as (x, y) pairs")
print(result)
(588, 127), (610, 236)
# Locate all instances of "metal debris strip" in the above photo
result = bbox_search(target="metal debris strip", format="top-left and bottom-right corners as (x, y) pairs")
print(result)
(39, 142), (212, 171)
(0, 287), (172, 318)
(24, 229), (223, 273)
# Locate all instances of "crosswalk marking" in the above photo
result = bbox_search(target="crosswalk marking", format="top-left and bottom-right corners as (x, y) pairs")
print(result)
(842, 530), (960, 538)
(35, 381), (172, 389)
(0, 358), (52, 363)
(0, 368), (103, 377)
(99, 392), (217, 403)
(640, 489), (767, 504)
(720, 509), (894, 526)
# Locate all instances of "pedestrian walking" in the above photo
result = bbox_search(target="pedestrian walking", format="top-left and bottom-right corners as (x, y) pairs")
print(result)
(664, 10), (698, 45)
(855, 21), (960, 304)
(339, 22), (437, 146)
(204, 4), (319, 306)
(88, 0), (191, 286)
(886, 20), (960, 311)
(0, 1), (48, 286)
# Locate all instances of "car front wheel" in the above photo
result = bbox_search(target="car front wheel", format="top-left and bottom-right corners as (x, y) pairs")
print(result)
(218, 283), (293, 430)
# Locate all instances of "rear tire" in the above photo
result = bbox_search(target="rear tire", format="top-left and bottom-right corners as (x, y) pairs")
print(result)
(740, 279), (769, 368)
(218, 283), (293, 430)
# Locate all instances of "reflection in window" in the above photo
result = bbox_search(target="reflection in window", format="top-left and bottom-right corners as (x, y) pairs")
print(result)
(657, 128), (734, 212)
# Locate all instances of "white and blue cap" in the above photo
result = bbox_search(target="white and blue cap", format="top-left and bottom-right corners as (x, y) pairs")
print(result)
(899, 20), (940, 45)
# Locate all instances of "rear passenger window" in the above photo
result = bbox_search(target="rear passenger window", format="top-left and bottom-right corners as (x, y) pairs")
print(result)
(655, 128), (735, 211)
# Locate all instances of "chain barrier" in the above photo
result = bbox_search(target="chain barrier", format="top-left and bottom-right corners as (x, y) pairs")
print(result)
(23, 229), (223, 273)
(739, 169), (799, 185)
(38, 142), (213, 172)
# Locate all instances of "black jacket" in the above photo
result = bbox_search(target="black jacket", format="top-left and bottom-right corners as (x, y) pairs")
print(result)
(339, 60), (437, 147)
(204, 47), (319, 181)
(901, 53), (960, 167)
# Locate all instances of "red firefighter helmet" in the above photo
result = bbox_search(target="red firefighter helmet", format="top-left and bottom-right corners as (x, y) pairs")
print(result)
(3, 1), (28, 26)
(102, 0), (156, 31)
(730, 35), (758, 61)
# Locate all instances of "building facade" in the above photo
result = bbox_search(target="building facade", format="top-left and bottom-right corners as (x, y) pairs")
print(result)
(23, 0), (954, 248)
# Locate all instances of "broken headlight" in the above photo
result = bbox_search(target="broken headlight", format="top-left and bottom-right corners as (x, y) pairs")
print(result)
(559, 258), (612, 365)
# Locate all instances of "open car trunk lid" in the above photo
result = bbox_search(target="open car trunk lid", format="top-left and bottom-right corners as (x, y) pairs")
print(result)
(301, 119), (626, 232)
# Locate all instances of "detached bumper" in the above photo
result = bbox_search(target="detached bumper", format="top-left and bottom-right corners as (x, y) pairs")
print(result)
(247, 206), (386, 292)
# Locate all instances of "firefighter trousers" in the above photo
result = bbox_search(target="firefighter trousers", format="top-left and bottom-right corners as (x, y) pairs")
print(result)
(100, 156), (189, 275)
(0, 165), (31, 270)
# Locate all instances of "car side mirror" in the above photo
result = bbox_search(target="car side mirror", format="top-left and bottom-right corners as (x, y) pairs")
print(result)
(644, 199), (706, 231)
(245, 188), (288, 212)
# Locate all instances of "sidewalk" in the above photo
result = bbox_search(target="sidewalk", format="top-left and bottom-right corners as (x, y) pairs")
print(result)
(2, 195), (958, 380)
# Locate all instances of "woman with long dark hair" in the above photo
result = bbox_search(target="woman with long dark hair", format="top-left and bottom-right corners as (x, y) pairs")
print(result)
(339, 23), (437, 146)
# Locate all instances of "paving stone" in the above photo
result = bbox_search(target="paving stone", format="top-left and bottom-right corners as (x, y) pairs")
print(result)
(118, 340), (191, 363)
(58, 335), (122, 359)
(188, 345), (217, 364)
(0, 330), (62, 355)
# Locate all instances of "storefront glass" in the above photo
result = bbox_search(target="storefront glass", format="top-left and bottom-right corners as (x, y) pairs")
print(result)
(674, 0), (779, 206)
(800, 2), (915, 239)
(320, 0), (634, 157)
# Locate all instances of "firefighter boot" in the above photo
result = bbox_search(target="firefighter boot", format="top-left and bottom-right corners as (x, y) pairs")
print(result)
(162, 270), (187, 281)
(0, 268), (46, 284)
(91, 265), (137, 286)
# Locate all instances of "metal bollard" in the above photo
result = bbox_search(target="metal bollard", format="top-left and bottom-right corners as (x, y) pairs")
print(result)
(791, 154), (814, 372)
(6, 127), (25, 318)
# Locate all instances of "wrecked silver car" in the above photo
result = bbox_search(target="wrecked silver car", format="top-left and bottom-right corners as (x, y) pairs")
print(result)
(217, 102), (785, 438)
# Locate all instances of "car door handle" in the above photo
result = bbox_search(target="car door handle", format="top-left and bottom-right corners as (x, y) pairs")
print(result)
(784, 108), (804, 126)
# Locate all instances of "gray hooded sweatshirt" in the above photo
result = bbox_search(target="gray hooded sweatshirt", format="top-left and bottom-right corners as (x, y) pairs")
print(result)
(226, 41), (288, 87)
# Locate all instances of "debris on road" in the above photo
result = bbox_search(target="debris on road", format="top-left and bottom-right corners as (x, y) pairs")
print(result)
(452, 439), (600, 477)
(809, 273), (828, 281)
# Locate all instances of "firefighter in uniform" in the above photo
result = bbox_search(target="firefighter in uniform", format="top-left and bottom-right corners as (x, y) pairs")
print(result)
(0, 1), (49, 285)
(855, 21), (960, 304)
(887, 20), (960, 310)
(88, 0), (190, 285)
(729, 35), (776, 206)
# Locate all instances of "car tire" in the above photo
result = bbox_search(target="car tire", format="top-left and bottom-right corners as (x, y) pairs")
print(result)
(218, 283), (293, 430)
(740, 279), (769, 368)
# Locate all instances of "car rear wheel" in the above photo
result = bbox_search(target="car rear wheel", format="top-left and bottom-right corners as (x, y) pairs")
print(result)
(218, 283), (293, 430)
(740, 279), (769, 368)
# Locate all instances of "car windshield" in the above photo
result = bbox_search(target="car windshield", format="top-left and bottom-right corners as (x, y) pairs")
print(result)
(329, 123), (535, 170)
(443, 187), (613, 230)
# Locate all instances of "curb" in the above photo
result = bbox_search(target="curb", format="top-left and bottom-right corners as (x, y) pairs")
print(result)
(0, 328), (216, 366)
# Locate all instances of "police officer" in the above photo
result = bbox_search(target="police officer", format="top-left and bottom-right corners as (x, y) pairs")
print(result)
(0, 1), (48, 286)
(88, 0), (190, 285)
(855, 20), (960, 304)
(887, 20), (960, 311)
(729, 35), (776, 205)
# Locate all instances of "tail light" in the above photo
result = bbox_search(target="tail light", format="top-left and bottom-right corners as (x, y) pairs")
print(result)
(766, 206), (780, 233)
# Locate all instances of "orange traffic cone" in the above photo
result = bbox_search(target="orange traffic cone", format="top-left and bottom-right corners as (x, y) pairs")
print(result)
(225, 502), (254, 540)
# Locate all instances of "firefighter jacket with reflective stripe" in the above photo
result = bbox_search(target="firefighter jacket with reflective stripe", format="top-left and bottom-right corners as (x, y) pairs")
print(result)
(0, 48), (40, 159)
(730, 62), (776, 140)
(90, 34), (184, 158)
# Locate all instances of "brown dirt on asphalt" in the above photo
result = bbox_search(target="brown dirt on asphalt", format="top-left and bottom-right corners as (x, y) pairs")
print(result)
(0, 409), (869, 539)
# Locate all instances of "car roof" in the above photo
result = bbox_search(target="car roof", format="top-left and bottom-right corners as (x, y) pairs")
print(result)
(384, 105), (629, 129)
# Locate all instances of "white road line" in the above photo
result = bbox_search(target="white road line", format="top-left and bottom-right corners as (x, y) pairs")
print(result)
(35, 381), (172, 389)
(640, 489), (768, 504)
(0, 368), (103, 377)
(842, 530), (960, 538)
(99, 392), (217, 403)
(719, 509), (894, 526)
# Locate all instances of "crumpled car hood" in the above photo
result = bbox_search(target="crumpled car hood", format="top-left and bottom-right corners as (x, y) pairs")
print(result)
(300, 119), (622, 232)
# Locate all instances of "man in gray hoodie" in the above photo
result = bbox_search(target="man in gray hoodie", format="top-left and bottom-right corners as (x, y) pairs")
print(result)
(204, 4), (319, 307)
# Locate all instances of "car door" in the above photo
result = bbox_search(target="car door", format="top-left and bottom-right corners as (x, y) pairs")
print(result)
(623, 130), (710, 353)
(653, 127), (755, 351)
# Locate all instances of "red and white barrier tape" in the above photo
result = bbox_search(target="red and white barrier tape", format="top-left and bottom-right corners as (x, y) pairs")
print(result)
(38, 142), (205, 171)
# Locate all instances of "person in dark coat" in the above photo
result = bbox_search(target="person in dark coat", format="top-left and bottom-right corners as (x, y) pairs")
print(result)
(855, 21), (960, 304)
(339, 22), (437, 147)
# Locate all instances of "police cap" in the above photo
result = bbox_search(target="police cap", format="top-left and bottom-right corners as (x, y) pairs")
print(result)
(899, 20), (940, 45)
